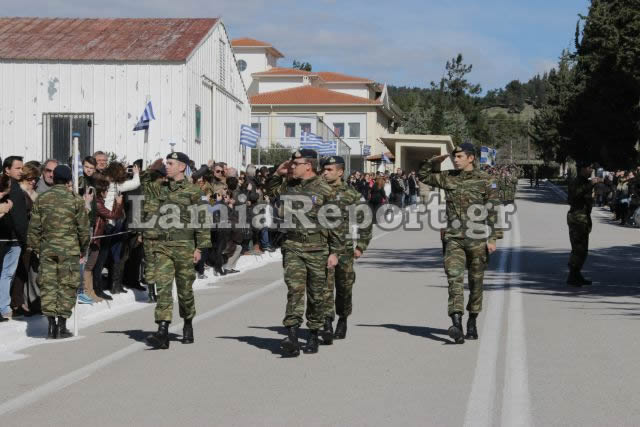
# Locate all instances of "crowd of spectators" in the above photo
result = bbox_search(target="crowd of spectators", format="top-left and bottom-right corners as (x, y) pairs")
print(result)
(0, 152), (283, 322)
(594, 167), (640, 226)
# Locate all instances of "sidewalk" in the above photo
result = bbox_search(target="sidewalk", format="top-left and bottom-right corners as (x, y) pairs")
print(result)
(0, 250), (282, 362)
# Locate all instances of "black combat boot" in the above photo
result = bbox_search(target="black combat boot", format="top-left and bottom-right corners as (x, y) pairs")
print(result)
(146, 321), (170, 349)
(320, 318), (334, 345)
(448, 313), (465, 344)
(465, 313), (479, 340)
(182, 319), (194, 344)
(577, 271), (592, 286)
(147, 284), (157, 303)
(304, 330), (320, 354)
(280, 326), (300, 357)
(47, 316), (57, 339)
(56, 317), (73, 339)
(334, 317), (347, 339)
(567, 268), (583, 287)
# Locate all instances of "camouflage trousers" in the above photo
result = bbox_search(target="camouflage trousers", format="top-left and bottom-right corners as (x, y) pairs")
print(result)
(283, 248), (328, 330)
(40, 255), (80, 318)
(152, 241), (196, 323)
(567, 213), (591, 270)
(143, 239), (157, 284)
(323, 253), (356, 320)
(444, 238), (488, 316)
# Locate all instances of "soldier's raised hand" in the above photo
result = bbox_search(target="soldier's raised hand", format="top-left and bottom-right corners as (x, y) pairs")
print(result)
(276, 160), (291, 176)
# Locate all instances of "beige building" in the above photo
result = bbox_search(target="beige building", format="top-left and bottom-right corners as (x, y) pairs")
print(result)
(231, 38), (403, 172)
(380, 134), (455, 172)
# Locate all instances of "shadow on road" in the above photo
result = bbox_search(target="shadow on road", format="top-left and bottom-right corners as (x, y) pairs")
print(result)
(104, 329), (182, 349)
(358, 323), (454, 344)
(218, 326), (293, 357)
(358, 247), (443, 272)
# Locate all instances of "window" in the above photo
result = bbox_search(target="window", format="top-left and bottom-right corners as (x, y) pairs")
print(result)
(333, 123), (344, 137)
(195, 105), (202, 143)
(237, 59), (247, 72)
(300, 123), (311, 134)
(43, 113), (94, 163)
(348, 122), (360, 138)
(219, 39), (226, 88)
(284, 123), (296, 138)
(251, 122), (262, 135)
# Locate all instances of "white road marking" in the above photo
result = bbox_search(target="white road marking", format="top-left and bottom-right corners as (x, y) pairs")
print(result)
(0, 228), (392, 415)
(0, 279), (284, 416)
(501, 211), (533, 427)
(463, 225), (511, 427)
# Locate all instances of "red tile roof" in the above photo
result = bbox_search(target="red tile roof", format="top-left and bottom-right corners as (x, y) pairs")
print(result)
(250, 86), (381, 106)
(316, 71), (373, 83)
(231, 37), (284, 57)
(0, 17), (218, 62)
(252, 67), (316, 77)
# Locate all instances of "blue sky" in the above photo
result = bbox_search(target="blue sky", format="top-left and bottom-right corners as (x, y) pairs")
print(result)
(6, 0), (590, 91)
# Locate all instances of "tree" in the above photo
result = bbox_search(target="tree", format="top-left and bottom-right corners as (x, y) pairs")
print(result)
(292, 60), (312, 71)
(562, 0), (640, 167)
(403, 102), (432, 134)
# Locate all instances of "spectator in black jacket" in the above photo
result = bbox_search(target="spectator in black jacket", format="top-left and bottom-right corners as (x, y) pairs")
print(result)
(0, 156), (28, 320)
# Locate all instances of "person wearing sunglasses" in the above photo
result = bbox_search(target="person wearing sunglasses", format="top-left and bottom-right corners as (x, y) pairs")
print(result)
(36, 159), (59, 194)
(264, 149), (345, 357)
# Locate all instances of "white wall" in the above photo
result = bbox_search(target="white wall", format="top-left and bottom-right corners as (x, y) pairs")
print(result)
(325, 113), (367, 153)
(185, 22), (250, 168)
(322, 83), (370, 99)
(258, 77), (305, 94)
(233, 49), (270, 94)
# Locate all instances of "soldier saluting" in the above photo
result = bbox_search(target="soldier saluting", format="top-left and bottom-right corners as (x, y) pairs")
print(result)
(321, 156), (372, 342)
(566, 161), (595, 287)
(265, 149), (344, 356)
(144, 152), (212, 349)
(27, 165), (90, 339)
(418, 143), (500, 344)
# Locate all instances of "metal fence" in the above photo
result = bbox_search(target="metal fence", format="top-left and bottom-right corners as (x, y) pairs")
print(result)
(250, 114), (351, 176)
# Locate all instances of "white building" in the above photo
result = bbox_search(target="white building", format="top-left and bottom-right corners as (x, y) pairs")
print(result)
(0, 17), (250, 167)
(231, 38), (403, 172)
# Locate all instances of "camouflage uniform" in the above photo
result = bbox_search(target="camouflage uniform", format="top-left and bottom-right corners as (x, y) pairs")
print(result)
(567, 175), (593, 271)
(141, 175), (212, 323)
(418, 158), (499, 316)
(265, 174), (345, 331)
(27, 185), (90, 318)
(323, 179), (372, 320)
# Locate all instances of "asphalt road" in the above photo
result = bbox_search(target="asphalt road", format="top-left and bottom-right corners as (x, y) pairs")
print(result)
(0, 180), (638, 426)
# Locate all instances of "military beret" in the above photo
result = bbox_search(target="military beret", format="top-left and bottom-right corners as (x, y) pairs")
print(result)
(324, 156), (344, 165)
(53, 165), (72, 182)
(291, 149), (317, 160)
(452, 142), (476, 155)
(166, 151), (190, 164)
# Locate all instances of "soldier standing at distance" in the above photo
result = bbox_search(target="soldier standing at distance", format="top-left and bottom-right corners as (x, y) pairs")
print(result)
(27, 165), (90, 339)
(265, 149), (344, 356)
(321, 156), (372, 342)
(144, 152), (212, 349)
(418, 143), (499, 344)
(566, 162), (595, 287)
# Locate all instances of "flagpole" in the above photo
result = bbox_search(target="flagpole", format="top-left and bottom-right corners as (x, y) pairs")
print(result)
(72, 133), (80, 195)
(143, 95), (150, 167)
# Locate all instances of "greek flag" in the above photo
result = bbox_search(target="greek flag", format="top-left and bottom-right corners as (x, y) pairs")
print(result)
(133, 101), (156, 131)
(318, 140), (337, 156)
(240, 125), (259, 148)
(363, 145), (371, 156)
(480, 146), (496, 166)
(300, 132), (336, 156)
(381, 153), (391, 164)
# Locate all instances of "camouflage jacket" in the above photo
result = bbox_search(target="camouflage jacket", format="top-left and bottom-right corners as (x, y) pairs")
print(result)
(265, 174), (345, 254)
(330, 180), (372, 254)
(567, 175), (593, 217)
(27, 185), (90, 257)
(141, 176), (212, 249)
(418, 160), (500, 243)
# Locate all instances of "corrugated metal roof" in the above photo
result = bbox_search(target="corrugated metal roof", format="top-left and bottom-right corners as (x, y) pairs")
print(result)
(0, 17), (219, 62)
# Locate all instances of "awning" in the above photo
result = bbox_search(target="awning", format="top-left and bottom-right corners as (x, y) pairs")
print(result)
(366, 152), (395, 161)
